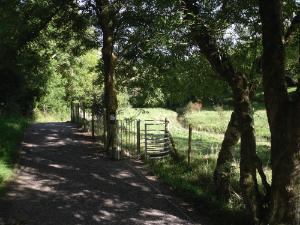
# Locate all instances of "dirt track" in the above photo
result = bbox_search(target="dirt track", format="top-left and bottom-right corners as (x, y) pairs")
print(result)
(0, 122), (209, 225)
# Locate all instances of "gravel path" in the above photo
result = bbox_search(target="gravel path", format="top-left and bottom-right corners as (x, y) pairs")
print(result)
(0, 122), (209, 225)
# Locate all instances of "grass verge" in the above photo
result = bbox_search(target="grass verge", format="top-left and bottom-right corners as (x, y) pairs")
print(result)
(0, 117), (30, 195)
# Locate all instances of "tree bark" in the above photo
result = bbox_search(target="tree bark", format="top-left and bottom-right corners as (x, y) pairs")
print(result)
(259, 1), (300, 224)
(214, 111), (240, 200)
(95, 0), (118, 158)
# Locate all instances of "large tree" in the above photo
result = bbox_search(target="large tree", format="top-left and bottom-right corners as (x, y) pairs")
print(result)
(91, 0), (119, 157)
(259, 0), (300, 224)
(181, 1), (269, 223)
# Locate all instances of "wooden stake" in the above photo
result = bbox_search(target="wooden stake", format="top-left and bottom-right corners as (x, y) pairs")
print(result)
(137, 120), (141, 157)
(188, 124), (192, 166)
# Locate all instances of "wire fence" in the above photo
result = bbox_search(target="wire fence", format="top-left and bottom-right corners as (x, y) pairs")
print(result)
(70, 103), (177, 160)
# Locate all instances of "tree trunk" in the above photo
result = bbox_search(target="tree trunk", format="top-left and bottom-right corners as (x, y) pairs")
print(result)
(95, 0), (118, 158)
(182, 2), (263, 223)
(214, 111), (240, 200)
(259, 1), (300, 224)
(235, 87), (260, 224)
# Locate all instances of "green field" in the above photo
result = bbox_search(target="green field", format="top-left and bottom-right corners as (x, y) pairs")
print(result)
(0, 117), (30, 194)
(118, 106), (271, 224)
(183, 109), (270, 141)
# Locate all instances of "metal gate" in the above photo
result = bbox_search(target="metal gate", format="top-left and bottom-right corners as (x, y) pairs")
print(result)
(144, 120), (171, 159)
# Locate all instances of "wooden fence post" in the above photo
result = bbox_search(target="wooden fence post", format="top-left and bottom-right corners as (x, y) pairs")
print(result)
(91, 110), (95, 139)
(144, 123), (147, 159)
(70, 102), (72, 122)
(164, 118), (168, 151)
(103, 108), (107, 151)
(77, 103), (80, 123)
(83, 104), (86, 131)
(137, 120), (141, 158)
(125, 120), (128, 147)
(188, 124), (192, 166)
(116, 120), (120, 160)
(120, 120), (123, 153)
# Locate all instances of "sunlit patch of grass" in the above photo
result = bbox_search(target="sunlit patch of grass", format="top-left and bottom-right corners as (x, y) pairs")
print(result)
(34, 109), (70, 122)
(0, 160), (14, 190)
(184, 108), (270, 141)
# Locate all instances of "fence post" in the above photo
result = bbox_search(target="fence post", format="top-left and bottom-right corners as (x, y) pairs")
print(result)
(70, 102), (74, 122)
(164, 118), (168, 151)
(120, 120), (123, 153)
(76, 103), (79, 122)
(128, 120), (131, 148)
(144, 123), (147, 159)
(125, 120), (128, 147)
(103, 108), (107, 151)
(137, 120), (141, 158)
(91, 109), (95, 139)
(116, 120), (120, 160)
(188, 124), (192, 166)
(83, 104), (86, 131)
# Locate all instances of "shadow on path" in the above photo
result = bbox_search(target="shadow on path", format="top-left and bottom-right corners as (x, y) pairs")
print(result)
(0, 122), (207, 225)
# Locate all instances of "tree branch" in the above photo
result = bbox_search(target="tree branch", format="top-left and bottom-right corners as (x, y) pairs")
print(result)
(284, 10), (300, 44)
(17, 1), (69, 50)
(181, 0), (236, 86)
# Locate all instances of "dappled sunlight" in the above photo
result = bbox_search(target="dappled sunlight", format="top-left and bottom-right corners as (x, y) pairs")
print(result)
(46, 136), (59, 141)
(22, 142), (39, 148)
(90, 172), (108, 182)
(0, 122), (198, 225)
(128, 208), (189, 225)
(93, 210), (115, 221)
(110, 170), (135, 179)
(129, 181), (151, 192)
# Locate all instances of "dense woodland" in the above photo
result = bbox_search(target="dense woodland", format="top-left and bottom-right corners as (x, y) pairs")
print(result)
(1, 0), (300, 224)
